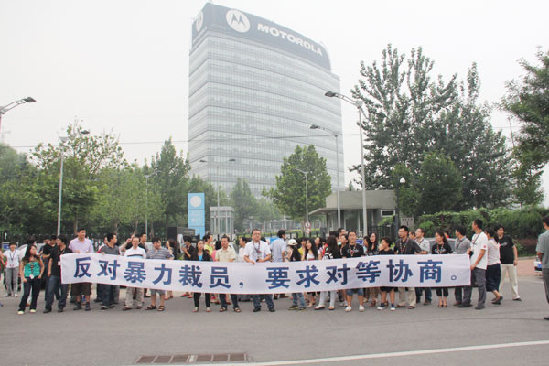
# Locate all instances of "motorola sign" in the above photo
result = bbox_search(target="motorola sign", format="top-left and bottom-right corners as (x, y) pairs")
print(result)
(192, 3), (330, 70)
(226, 9), (250, 33)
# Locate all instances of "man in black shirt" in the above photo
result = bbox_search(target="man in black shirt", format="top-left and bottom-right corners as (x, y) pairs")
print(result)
(41, 235), (58, 301)
(394, 226), (422, 309)
(496, 224), (521, 301)
(44, 235), (72, 313)
(342, 230), (366, 312)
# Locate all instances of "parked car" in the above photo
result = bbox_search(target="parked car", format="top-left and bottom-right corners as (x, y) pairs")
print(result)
(534, 256), (542, 272)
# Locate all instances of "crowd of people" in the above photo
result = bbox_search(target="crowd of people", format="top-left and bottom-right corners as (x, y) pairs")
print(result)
(2, 215), (548, 317)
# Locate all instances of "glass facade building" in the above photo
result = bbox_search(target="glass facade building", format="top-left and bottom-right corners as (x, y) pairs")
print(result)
(189, 4), (343, 197)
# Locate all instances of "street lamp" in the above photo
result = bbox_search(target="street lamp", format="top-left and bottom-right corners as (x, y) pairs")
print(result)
(0, 97), (37, 134)
(325, 91), (368, 236)
(395, 177), (406, 240)
(310, 124), (341, 229)
(57, 129), (90, 236)
(144, 174), (151, 239)
(199, 158), (236, 235)
(293, 167), (309, 232)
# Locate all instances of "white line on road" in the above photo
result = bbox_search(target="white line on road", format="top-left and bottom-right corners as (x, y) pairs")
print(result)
(166, 339), (549, 366)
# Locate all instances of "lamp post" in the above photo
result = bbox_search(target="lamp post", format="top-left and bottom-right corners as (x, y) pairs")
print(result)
(395, 177), (406, 240)
(57, 129), (90, 236)
(0, 97), (36, 134)
(309, 124), (341, 229)
(199, 158), (236, 235)
(144, 174), (151, 239)
(325, 91), (368, 236)
(294, 167), (309, 231)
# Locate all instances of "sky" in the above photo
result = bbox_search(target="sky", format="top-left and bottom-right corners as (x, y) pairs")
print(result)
(0, 0), (547, 206)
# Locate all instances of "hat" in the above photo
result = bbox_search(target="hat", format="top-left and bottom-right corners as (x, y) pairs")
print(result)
(288, 239), (297, 246)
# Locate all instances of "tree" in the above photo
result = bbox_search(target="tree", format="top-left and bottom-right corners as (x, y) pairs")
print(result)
(268, 145), (331, 221)
(150, 138), (191, 231)
(416, 152), (462, 215)
(352, 45), (512, 209)
(29, 123), (126, 232)
(502, 49), (548, 206)
(231, 178), (257, 231)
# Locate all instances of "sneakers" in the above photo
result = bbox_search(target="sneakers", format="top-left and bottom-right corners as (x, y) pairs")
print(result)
(17, 310), (24, 315)
(253, 307), (261, 312)
(29, 309), (36, 313)
(85, 303), (91, 311)
(513, 297), (522, 302)
(288, 305), (299, 310)
(73, 303), (82, 311)
(297, 307), (306, 311)
(345, 306), (352, 312)
(359, 305), (365, 312)
(377, 303), (387, 310)
(390, 304), (396, 311)
(268, 308), (275, 312)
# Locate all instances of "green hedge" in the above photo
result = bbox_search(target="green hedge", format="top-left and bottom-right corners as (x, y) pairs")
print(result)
(418, 207), (548, 239)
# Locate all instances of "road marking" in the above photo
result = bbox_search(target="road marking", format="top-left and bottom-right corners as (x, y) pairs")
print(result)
(164, 339), (549, 366)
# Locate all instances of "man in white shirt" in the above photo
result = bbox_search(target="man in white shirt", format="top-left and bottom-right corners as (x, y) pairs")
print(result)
(4, 242), (20, 296)
(123, 237), (146, 310)
(244, 229), (275, 312)
(69, 228), (94, 311)
(414, 228), (432, 305)
(461, 219), (488, 310)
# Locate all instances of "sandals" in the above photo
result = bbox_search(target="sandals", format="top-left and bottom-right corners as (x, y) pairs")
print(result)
(220, 307), (227, 312)
(234, 307), (241, 313)
(145, 305), (157, 310)
(157, 306), (165, 311)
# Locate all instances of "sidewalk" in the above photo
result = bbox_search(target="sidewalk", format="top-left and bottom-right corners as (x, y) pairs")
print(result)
(517, 256), (540, 276)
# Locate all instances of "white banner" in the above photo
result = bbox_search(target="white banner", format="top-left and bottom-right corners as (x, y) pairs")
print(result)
(61, 253), (471, 295)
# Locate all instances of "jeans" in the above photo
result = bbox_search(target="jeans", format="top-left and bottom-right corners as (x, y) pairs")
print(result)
(415, 287), (432, 302)
(463, 268), (486, 306)
(5, 267), (18, 296)
(18, 277), (40, 311)
(193, 293), (211, 308)
(220, 294), (239, 309)
(45, 275), (68, 310)
(252, 294), (274, 310)
(292, 292), (306, 308)
(101, 284), (116, 307)
(454, 286), (463, 303)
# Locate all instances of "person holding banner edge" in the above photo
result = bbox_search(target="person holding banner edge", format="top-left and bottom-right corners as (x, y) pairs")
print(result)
(243, 229), (275, 312)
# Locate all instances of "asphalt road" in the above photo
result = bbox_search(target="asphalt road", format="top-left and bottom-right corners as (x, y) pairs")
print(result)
(1, 263), (548, 366)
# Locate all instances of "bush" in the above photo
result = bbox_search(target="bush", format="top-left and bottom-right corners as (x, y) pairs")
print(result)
(418, 220), (436, 237)
(418, 207), (548, 239)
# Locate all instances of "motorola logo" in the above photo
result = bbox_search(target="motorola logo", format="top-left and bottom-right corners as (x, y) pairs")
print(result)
(226, 9), (250, 33)
(195, 11), (203, 32)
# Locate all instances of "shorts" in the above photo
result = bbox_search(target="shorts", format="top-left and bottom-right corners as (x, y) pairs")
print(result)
(346, 288), (364, 297)
(71, 282), (91, 297)
(150, 288), (166, 296)
(380, 286), (394, 293)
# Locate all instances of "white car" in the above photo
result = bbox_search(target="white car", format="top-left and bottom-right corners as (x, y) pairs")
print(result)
(534, 256), (542, 272)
